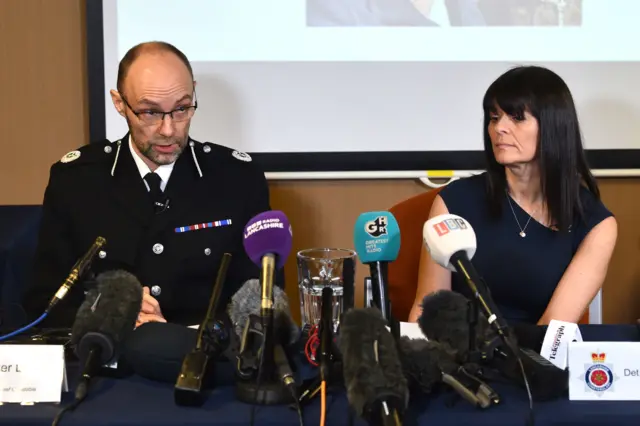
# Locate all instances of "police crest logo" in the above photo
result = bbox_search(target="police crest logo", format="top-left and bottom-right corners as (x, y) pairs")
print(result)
(583, 352), (617, 395)
(232, 150), (252, 162)
(60, 150), (81, 163)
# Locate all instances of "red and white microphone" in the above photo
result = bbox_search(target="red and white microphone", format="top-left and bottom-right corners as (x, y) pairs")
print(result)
(422, 214), (509, 338)
(422, 214), (477, 273)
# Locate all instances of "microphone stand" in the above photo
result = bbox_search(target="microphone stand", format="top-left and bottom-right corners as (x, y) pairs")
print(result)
(368, 263), (401, 342)
(466, 297), (480, 364)
(236, 255), (294, 406)
(297, 287), (344, 408)
(236, 314), (294, 405)
(174, 253), (232, 406)
(319, 287), (333, 383)
(451, 254), (517, 354)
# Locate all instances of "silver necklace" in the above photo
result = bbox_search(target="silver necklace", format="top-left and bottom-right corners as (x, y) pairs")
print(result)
(506, 193), (537, 238)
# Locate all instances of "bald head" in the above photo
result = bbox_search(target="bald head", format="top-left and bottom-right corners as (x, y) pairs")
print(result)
(110, 41), (196, 171)
(116, 41), (194, 94)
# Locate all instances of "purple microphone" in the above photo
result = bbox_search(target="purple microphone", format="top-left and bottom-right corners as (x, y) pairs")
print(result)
(243, 210), (292, 269)
(243, 211), (293, 313)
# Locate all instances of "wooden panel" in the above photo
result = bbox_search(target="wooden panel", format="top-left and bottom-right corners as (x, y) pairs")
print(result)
(597, 179), (640, 323)
(0, 0), (87, 205)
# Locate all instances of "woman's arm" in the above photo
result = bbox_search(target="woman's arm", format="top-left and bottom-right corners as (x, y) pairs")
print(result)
(538, 216), (618, 325)
(408, 194), (453, 322)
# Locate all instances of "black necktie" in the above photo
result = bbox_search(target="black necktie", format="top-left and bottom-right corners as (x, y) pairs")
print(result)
(144, 172), (162, 199)
(143, 172), (165, 213)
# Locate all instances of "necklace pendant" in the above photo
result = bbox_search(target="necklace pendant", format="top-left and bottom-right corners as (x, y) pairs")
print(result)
(519, 231), (526, 238)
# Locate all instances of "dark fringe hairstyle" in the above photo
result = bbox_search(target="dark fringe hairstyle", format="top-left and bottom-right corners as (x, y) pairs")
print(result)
(482, 65), (599, 231)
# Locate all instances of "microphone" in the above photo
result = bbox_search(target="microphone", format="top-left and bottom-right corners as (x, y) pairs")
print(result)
(0, 236), (107, 343)
(154, 197), (171, 214)
(319, 286), (333, 382)
(422, 214), (511, 340)
(353, 212), (400, 324)
(242, 210), (292, 369)
(174, 253), (232, 407)
(339, 307), (408, 426)
(417, 289), (491, 360)
(296, 285), (344, 409)
(0, 237), (107, 342)
(70, 270), (142, 390)
(227, 279), (299, 350)
(396, 336), (499, 409)
(53, 270), (142, 425)
(397, 336), (456, 394)
(485, 326), (570, 402)
(242, 210), (292, 315)
(227, 279), (300, 405)
(418, 290), (568, 403)
(48, 236), (107, 314)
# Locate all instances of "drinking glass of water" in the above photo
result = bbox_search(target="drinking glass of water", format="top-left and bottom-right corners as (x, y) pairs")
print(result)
(297, 248), (356, 332)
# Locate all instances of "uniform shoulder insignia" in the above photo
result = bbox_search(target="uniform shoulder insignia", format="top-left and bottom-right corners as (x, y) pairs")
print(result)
(56, 139), (117, 167)
(60, 150), (81, 163)
(232, 150), (252, 162)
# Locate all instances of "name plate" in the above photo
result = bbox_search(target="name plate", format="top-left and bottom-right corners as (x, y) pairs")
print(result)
(0, 345), (67, 404)
(569, 342), (640, 401)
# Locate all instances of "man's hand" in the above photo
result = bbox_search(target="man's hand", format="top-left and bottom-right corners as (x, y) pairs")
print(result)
(136, 287), (166, 328)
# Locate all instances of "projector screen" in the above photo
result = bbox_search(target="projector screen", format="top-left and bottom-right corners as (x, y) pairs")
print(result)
(87, 0), (640, 173)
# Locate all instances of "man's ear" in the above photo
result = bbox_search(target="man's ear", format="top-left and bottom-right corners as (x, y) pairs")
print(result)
(110, 89), (126, 117)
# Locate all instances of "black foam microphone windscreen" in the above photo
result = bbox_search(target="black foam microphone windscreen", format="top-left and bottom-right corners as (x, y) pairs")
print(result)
(396, 336), (460, 394)
(339, 307), (408, 425)
(418, 290), (568, 401)
(67, 269), (142, 405)
(226, 278), (299, 346)
(418, 290), (490, 358)
(70, 269), (143, 362)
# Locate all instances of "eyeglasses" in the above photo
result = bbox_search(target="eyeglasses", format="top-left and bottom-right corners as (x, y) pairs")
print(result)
(119, 92), (198, 126)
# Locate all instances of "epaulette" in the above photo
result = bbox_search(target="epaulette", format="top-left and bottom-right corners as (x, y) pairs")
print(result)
(194, 140), (253, 164)
(56, 139), (119, 168)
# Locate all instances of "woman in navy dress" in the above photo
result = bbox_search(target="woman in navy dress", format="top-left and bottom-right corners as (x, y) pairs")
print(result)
(408, 65), (617, 325)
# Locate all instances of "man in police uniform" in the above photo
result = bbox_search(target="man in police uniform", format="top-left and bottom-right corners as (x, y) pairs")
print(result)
(24, 41), (282, 328)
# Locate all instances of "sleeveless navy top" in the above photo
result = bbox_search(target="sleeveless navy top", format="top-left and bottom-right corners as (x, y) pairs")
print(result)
(438, 173), (613, 324)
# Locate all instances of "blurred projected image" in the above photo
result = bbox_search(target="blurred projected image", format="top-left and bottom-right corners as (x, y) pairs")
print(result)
(306, 0), (583, 27)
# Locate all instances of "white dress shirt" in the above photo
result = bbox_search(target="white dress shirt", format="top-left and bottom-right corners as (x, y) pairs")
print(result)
(129, 136), (175, 192)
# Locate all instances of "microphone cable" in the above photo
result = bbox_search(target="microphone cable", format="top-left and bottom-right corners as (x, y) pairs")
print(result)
(502, 338), (534, 426)
(0, 312), (48, 342)
(318, 286), (333, 426)
(320, 379), (326, 426)
(51, 381), (89, 426)
(304, 324), (320, 366)
(0, 237), (105, 342)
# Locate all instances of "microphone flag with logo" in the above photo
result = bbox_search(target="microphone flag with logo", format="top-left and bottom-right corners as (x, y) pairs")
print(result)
(353, 211), (400, 323)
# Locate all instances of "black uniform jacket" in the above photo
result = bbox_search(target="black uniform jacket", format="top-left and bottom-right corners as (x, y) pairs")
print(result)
(23, 134), (283, 327)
